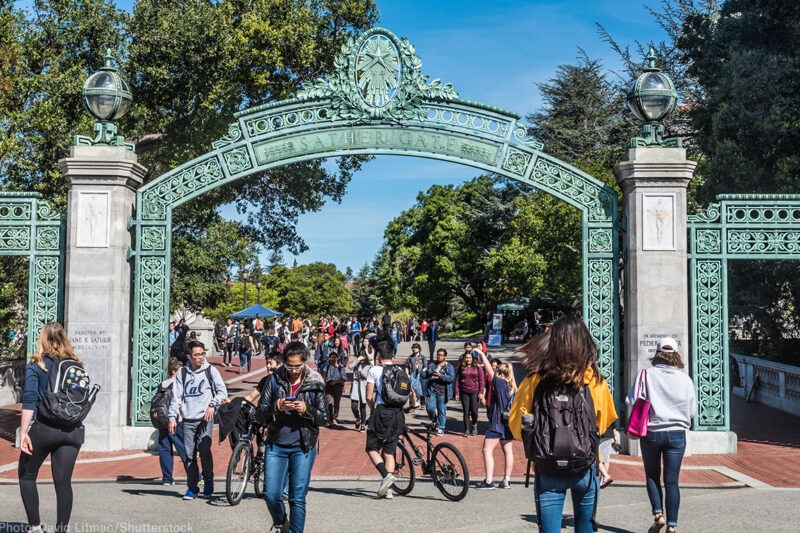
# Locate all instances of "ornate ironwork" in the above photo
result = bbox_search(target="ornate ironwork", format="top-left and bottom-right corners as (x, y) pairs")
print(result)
(688, 194), (800, 430)
(0, 193), (65, 356)
(130, 27), (621, 425)
(587, 259), (616, 397)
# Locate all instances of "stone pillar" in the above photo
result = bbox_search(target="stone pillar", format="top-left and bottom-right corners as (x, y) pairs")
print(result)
(60, 146), (148, 451)
(615, 147), (694, 455)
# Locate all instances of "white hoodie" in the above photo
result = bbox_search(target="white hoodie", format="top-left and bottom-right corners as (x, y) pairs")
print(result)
(169, 361), (228, 422)
(626, 364), (697, 432)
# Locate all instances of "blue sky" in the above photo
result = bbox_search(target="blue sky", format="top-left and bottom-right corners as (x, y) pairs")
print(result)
(18, 0), (666, 273)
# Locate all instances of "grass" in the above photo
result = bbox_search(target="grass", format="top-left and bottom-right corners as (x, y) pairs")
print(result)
(440, 328), (483, 339)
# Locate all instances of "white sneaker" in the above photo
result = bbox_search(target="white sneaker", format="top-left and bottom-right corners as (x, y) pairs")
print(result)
(377, 473), (396, 498)
(384, 489), (393, 499)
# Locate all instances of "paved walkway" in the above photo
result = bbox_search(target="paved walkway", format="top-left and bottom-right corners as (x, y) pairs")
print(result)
(1, 340), (799, 489)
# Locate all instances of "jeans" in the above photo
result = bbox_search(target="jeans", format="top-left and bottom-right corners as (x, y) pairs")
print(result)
(264, 443), (317, 533)
(158, 425), (187, 484)
(535, 467), (598, 533)
(640, 430), (686, 527)
(426, 393), (447, 430)
(240, 349), (252, 372)
(182, 419), (214, 493)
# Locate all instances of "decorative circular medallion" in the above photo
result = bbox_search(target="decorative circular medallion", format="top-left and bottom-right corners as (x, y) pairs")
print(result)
(355, 33), (402, 108)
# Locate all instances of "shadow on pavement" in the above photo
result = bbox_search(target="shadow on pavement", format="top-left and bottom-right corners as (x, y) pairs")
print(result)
(520, 514), (634, 533)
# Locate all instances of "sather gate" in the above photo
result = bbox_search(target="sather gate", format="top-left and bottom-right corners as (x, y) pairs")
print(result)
(127, 28), (621, 425)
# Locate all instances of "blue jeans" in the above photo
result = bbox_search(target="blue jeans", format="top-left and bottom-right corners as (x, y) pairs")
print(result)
(640, 430), (686, 527)
(535, 468), (598, 533)
(158, 426), (187, 484)
(264, 443), (317, 533)
(240, 349), (252, 372)
(426, 393), (447, 430)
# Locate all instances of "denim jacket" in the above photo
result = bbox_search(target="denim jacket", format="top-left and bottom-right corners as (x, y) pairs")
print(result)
(422, 362), (455, 401)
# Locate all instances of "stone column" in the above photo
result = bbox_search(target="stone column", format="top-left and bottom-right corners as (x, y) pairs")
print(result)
(615, 147), (694, 455)
(60, 146), (148, 451)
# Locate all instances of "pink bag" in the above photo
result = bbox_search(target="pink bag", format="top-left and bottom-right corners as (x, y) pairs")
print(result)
(626, 369), (650, 440)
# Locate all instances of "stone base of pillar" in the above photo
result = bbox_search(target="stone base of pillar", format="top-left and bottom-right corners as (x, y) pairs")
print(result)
(78, 425), (157, 451)
(624, 430), (738, 456)
(122, 426), (158, 451)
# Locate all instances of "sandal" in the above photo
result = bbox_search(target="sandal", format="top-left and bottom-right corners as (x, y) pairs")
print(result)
(600, 477), (614, 489)
(648, 514), (665, 533)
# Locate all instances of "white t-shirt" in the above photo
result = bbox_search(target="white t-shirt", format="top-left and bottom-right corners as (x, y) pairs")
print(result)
(366, 363), (392, 406)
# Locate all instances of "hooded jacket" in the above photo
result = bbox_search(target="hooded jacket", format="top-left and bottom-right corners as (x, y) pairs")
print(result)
(508, 366), (618, 442)
(255, 364), (328, 452)
(169, 360), (228, 422)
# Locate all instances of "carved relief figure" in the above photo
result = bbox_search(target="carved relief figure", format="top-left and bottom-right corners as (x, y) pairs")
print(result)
(85, 195), (104, 240)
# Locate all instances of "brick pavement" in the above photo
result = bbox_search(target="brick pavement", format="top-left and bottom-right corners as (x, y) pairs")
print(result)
(1, 353), (798, 488)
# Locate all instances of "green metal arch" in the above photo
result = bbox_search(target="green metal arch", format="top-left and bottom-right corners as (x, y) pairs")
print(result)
(128, 27), (621, 425)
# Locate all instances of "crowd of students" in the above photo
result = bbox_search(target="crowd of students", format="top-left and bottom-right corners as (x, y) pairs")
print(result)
(18, 315), (697, 533)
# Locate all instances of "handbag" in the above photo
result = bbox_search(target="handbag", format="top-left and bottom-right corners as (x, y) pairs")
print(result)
(626, 369), (650, 440)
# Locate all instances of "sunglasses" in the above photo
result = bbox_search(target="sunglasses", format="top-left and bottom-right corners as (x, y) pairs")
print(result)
(285, 364), (304, 371)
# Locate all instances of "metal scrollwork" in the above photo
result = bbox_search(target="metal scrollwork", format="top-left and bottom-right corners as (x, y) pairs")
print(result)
(589, 229), (613, 253)
(693, 260), (725, 427)
(211, 122), (243, 150)
(35, 227), (60, 251)
(140, 227), (167, 252)
(501, 148), (531, 175)
(588, 259), (615, 397)
(531, 158), (613, 222)
(687, 203), (720, 223)
(727, 230), (800, 254)
(695, 229), (721, 253)
(141, 158), (224, 220)
(223, 147), (253, 175)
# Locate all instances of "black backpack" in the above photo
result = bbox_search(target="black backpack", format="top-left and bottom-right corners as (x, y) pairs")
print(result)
(38, 358), (100, 429)
(522, 379), (599, 476)
(149, 382), (173, 431)
(380, 364), (411, 408)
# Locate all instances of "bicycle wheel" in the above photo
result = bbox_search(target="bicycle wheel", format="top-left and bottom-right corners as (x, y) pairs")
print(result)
(431, 441), (470, 501)
(226, 440), (252, 506)
(253, 454), (264, 498)
(392, 442), (415, 496)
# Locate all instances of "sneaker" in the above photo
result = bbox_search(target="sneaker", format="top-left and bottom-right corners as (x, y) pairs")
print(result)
(463, 432), (470, 438)
(162, 480), (174, 486)
(499, 479), (511, 489)
(436, 429), (444, 436)
(182, 489), (196, 500)
(384, 489), (393, 499)
(475, 481), (495, 490)
(359, 426), (366, 433)
(201, 479), (214, 498)
(471, 427), (478, 436)
(377, 473), (395, 498)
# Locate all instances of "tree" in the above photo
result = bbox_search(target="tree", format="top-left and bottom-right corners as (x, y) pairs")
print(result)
(0, 0), (378, 312)
(350, 263), (383, 319)
(204, 281), (279, 320)
(263, 262), (352, 318)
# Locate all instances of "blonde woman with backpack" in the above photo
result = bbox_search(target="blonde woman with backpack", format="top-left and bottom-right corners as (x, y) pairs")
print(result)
(508, 316), (617, 533)
(19, 322), (94, 533)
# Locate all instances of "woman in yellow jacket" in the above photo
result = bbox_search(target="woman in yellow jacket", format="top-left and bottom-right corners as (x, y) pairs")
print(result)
(508, 316), (617, 533)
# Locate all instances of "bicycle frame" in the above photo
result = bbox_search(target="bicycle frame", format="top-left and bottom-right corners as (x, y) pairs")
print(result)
(400, 424), (434, 475)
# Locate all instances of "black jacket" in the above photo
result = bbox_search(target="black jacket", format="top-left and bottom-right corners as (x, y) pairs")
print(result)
(255, 364), (328, 452)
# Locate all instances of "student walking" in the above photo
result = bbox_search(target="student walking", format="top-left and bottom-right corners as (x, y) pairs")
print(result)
(238, 327), (255, 373)
(18, 323), (92, 533)
(454, 350), (484, 437)
(405, 343), (426, 411)
(426, 319), (438, 362)
(256, 342), (328, 533)
(223, 319), (237, 367)
(158, 357), (188, 485)
(348, 349), (373, 432)
(626, 337), (696, 533)
(474, 348), (515, 489)
(168, 341), (228, 500)
(423, 348), (454, 436)
(321, 353), (347, 425)
(509, 316), (617, 533)
(365, 340), (406, 499)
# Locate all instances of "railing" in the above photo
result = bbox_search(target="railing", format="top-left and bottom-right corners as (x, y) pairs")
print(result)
(731, 353), (800, 415)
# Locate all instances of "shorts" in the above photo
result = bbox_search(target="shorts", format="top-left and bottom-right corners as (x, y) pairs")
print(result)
(365, 405), (404, 455)
(485, 425), (513, 441)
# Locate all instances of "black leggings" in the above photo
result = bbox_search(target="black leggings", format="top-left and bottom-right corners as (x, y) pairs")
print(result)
(18, 421), (84, 532)
(351, 400), (367, 424)
(460, 392), (479, 432)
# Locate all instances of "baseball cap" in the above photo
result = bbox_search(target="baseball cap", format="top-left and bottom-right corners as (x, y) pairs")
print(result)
(656, 337), (678, 353)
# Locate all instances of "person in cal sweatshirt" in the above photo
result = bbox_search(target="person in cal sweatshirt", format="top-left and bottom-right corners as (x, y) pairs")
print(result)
(168, 340), (228, 500)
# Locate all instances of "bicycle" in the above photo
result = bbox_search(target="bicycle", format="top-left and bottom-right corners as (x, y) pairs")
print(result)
(391, 422), (470, 501)
(225, 400), (265, 505)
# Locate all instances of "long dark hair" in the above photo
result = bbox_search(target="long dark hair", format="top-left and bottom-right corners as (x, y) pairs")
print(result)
(456, 351), (478, 374)
(516, 315), (603, 388)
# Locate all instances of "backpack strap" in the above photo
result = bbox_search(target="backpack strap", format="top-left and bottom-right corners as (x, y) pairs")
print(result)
(181, 366), (188, 403)
(205, 367), (217, 398)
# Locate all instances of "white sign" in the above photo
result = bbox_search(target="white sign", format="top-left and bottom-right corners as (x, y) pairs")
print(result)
(76, 192), (110, 248)
(487, 334), (502, 347)
(642, 194), (675, 251)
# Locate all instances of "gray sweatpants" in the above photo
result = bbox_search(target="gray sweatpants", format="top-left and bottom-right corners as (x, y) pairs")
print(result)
(182, 419), (214, 493)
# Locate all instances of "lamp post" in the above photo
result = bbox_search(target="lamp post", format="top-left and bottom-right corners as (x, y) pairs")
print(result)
(75, 49), (134, 150)
(626, 46), (680, 148)
(242, 270), (249, 309)
(256, 281), (263, 305)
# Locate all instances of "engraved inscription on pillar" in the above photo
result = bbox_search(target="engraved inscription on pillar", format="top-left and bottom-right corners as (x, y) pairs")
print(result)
(76, 192), (110, 248)
(642, 194), (675, 251)
(70, 327), (113, 357)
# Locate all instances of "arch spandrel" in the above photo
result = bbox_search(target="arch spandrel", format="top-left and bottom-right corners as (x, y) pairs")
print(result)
(130, 27), (620, 425)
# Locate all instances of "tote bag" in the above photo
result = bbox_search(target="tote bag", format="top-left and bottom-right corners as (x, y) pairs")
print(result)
(626, 369), (650, 439)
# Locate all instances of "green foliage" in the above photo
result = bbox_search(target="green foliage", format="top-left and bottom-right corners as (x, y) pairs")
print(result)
(203, 281), (279, 320)
(262, 262), (352, 318)
(0, 0), (378, 313)
(350, 263), (384, 319)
